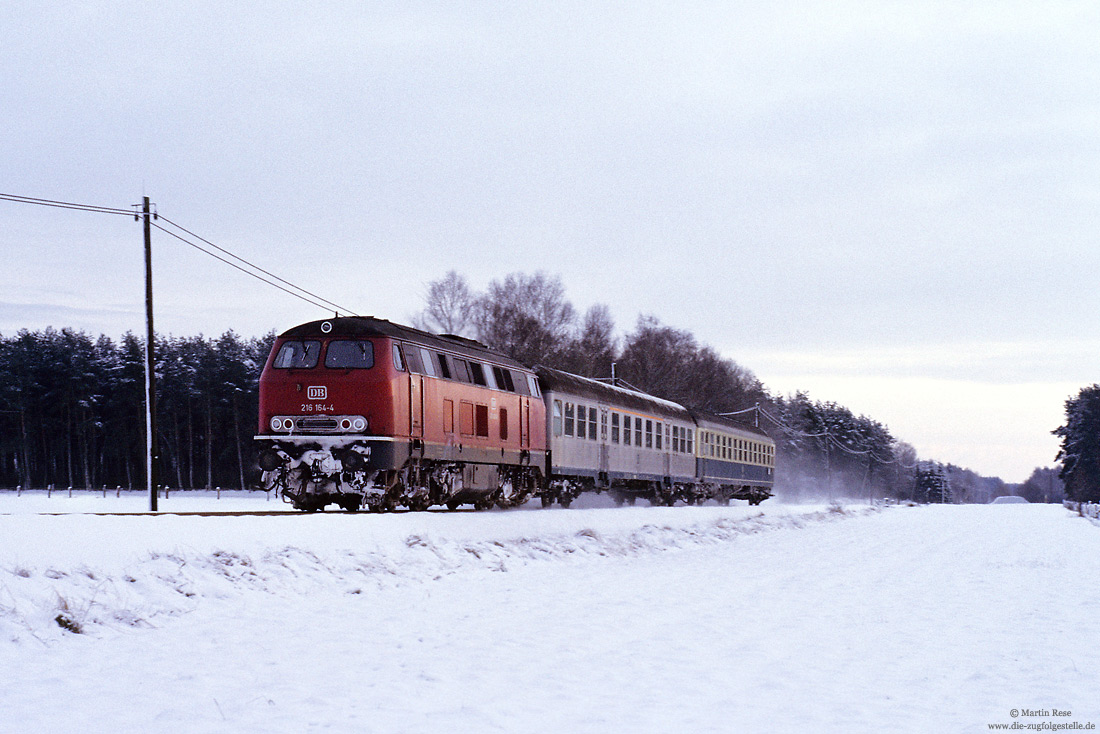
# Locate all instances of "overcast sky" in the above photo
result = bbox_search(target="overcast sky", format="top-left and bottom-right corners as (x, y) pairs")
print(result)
(4, 2), (1098, 483)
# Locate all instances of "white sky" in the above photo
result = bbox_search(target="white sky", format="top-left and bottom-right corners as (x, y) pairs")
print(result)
(3, 1), (1098, 482)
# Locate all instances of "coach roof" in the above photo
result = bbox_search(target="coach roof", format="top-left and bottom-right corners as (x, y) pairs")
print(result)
(279, 317), (531, 371)
(536, 366), (692, 421)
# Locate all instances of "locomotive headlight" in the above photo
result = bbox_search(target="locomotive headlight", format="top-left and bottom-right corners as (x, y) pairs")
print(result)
(351, 417), (366, 432)
(340, 418), (352, 431)
(270, 417), (284, 431)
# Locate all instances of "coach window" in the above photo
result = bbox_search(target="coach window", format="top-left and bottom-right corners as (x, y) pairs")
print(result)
(623, 415), (631, 446)
(634, 418), (642, 447)
(655, 421), (663, 450)
(564, 403), (575, 436)
(672, 425), (679, 452)
(274, 340), (321, 369)
(553, 400), (563, 436)
(589, 409), (597, 441)
(687, 429), (694, 454)
(500, 407), (509, 440)
(643, 419), (651, 449)
(611, 413), (620, 443)
(576, 405), (586, 439)
(322, 341), (373, 369)
(601, 411), (608, 441)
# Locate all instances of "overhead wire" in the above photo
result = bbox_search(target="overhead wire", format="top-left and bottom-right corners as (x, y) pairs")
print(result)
(148, 222), (350, 315)
(757, 405), (918, 468)
(1, 192), (360, 317)
(155, 215), (358, 316)
(0, 192), (134, 217)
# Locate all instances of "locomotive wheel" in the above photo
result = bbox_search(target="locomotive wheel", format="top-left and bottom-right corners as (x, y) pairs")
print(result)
(446, 500), (462, 511)
(559, 496), (573, 509)
(540, 494), (553, 508)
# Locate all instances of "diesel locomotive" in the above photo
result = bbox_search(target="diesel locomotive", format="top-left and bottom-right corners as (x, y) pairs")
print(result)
(255, 316), (774, 511)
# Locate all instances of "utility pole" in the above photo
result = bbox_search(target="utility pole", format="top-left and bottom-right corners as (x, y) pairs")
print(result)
(143, 196), (158, 512)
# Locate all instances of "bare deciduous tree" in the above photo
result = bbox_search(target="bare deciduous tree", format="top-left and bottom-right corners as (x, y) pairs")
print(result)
(413, 270), (475, 336)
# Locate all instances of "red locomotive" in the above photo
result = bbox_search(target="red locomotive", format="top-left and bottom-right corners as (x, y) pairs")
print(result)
(256, 317), (546, 511)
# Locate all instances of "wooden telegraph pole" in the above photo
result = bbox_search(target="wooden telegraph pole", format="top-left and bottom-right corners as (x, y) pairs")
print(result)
(142, 196), (158, 512)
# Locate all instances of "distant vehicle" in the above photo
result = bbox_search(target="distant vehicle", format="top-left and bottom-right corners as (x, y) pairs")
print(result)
(255, 316), (776, 512)
(990, 495), (1029, 504)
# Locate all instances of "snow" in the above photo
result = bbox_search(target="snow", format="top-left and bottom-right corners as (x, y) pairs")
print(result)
(2, 494), (1099, 733)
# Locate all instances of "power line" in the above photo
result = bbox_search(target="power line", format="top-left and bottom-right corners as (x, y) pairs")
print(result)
(0, 192), (134, 217)
(758, 405), (918, 468)
(149, 221), (349, 314)
(1, 191), (361, 317)
(156, 215), (358, 316)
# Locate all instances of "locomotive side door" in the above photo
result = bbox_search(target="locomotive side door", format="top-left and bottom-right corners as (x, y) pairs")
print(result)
(408, 373), (424, 437)
(519, 396), (530, 448)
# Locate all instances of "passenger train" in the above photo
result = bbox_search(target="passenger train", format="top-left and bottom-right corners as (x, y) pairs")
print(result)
(255, 317), (774, 512)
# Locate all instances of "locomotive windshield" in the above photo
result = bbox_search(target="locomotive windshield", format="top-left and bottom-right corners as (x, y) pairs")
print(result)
(273, 340), (321, 369)
(324, 340), (375, 369)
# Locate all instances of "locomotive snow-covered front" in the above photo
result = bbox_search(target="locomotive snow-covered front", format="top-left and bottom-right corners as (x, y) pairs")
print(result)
(256, 316), (774, 511)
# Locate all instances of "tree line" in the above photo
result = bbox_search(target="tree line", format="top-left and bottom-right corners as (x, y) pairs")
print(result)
(0, 329), (273, 491)
(1055, 385), (1100, 503)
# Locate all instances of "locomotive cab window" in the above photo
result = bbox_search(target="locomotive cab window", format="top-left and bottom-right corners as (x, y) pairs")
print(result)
(324, 340), (375, 369)
(273, 340), (321, 369)
(392, 343), (405, 371)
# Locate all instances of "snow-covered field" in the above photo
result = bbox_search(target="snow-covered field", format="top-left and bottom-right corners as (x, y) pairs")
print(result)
(2, 493), (1099, 733)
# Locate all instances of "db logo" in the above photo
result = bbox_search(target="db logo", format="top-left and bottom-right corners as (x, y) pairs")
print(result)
(307, 386), (327, 400)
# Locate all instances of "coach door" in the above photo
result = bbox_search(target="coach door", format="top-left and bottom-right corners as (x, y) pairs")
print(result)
(519, 396), (530, 448)
(408, 374), (424, 437)
(599, 406), (610, 477)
